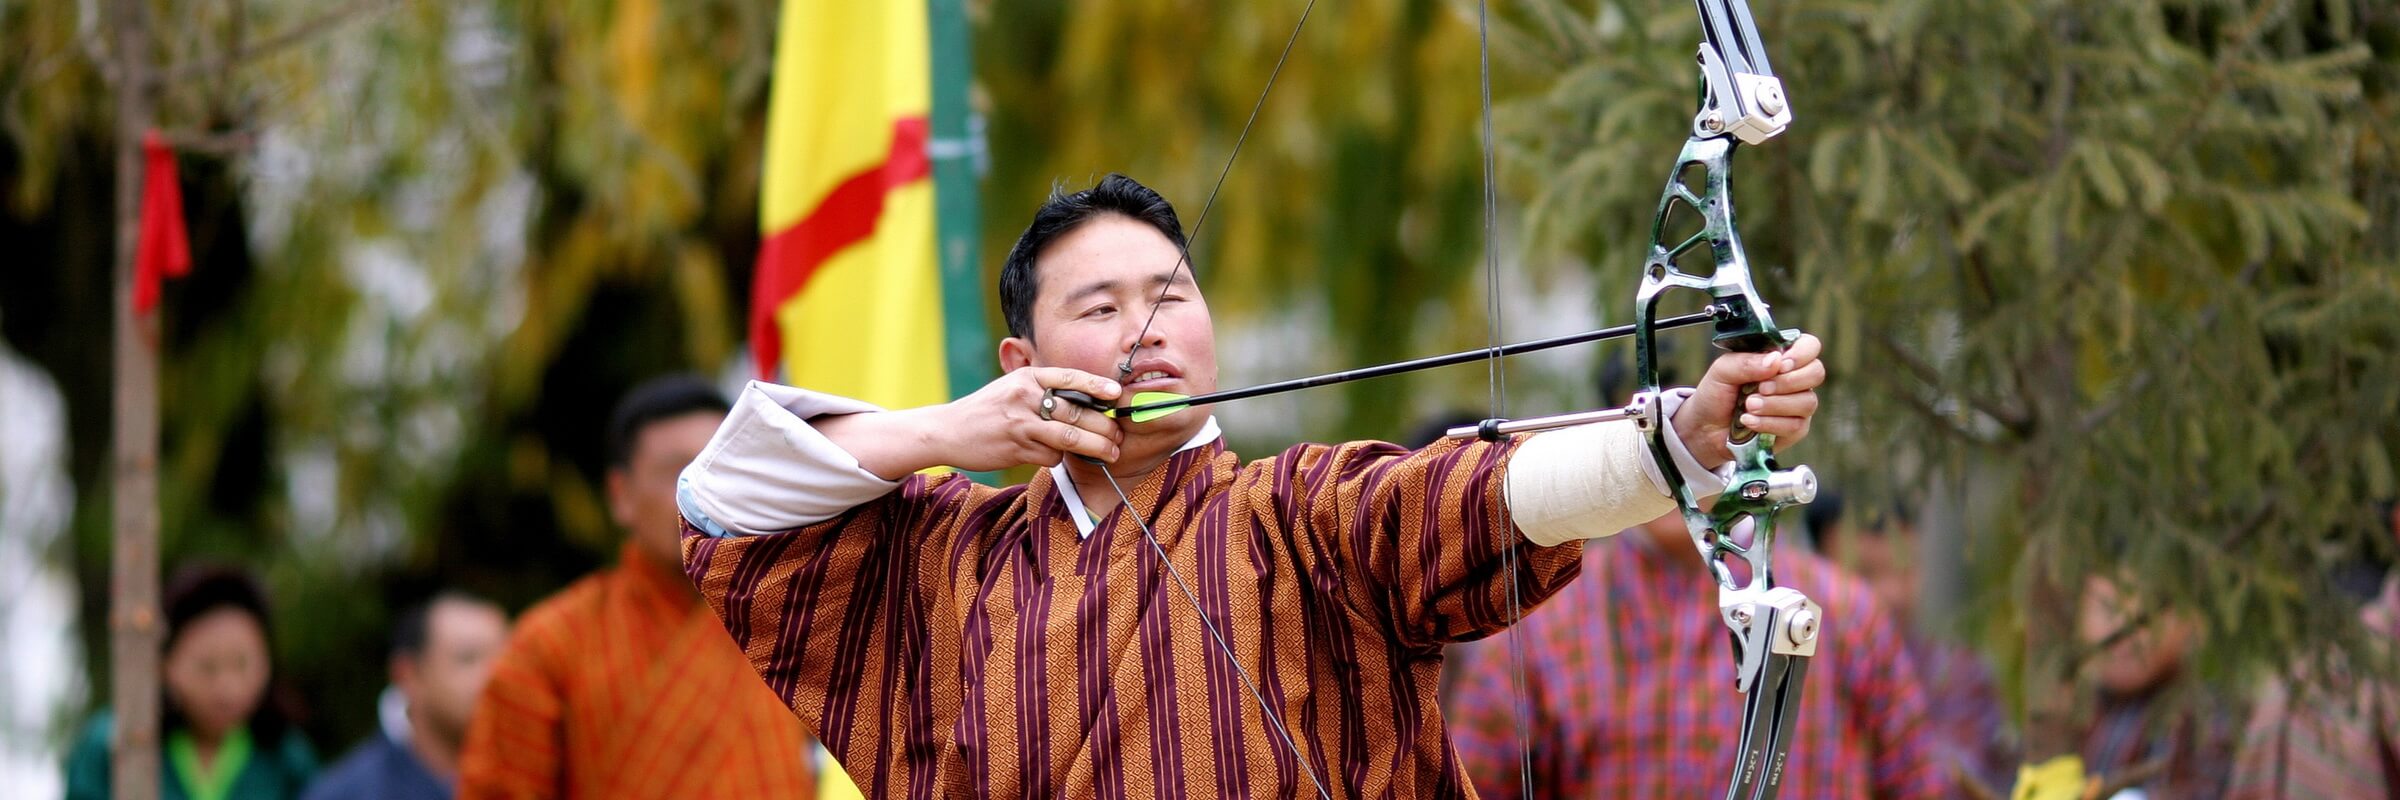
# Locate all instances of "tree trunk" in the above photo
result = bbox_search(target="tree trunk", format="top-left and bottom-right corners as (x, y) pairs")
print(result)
(109, 0), (161, 796)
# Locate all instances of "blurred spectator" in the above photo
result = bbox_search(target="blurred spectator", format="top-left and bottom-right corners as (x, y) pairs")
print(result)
(1446, 511), (1948, 799)
(2077, 575), (2237, 799)
(302, 591), (509, 800)
(454, 375), (829, 798)
(2224, 501), (2400, 799)
(1813, 495), (2015, 791)
(65, 565), (319, 800)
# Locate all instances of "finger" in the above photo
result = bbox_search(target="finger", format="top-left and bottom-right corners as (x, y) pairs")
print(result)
(1017, 445), (1065, 467)
(1743, 392), (1818, 419)
(1061, 396), (1124, 444)
(1739, 412), (1811, 441)
(1034, 421), (1120, 463)
(1756, 360), (1826, 396)
(1781, 333), (1822, 367)
(1704, 350), (1790, 388)
(1770, 419), (1812, 449)
(1029, 367), (1123, 401)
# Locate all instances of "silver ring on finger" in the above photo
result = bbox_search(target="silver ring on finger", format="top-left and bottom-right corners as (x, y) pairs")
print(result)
(1038, 390), (1058, 422)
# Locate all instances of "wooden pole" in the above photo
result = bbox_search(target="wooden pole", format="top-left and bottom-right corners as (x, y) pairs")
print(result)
(109, 0), (161, 795)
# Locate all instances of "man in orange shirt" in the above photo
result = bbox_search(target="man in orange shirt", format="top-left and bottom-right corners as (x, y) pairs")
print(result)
(457, 375), (829, 799)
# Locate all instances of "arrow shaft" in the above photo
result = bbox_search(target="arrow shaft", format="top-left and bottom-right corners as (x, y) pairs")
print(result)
(1125, 309), (1722, 415)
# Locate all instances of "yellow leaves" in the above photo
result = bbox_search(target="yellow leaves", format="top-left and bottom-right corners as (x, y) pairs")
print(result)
(608, 0), (661, 127)
(671, 242), (734, 368)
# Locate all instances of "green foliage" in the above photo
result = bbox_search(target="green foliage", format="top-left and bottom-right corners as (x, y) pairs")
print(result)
(977, 0), (1519, 440)
(1496, 0), (2400, 755)
(7, 0), (2397, 767)
(4, 0), (776, 748)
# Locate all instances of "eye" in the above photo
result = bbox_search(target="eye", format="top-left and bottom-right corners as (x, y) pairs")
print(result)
(1082, 304), (1117, 318)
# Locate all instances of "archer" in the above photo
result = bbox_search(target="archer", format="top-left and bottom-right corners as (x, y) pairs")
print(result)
(675, 174), (1824, 798)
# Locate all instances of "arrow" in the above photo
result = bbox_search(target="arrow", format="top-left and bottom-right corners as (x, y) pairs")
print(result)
(1053, 308), (1722, 423)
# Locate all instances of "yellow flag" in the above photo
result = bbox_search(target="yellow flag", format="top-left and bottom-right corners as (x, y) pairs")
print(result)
(747, 0), (945, 415)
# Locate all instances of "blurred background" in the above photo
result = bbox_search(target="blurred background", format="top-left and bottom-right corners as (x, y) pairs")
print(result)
(3, 0), (2397, 797)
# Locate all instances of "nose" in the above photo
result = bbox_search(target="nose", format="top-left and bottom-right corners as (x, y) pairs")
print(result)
(1127, 320), (1165, 353)
(1117, 319), (1166, 374)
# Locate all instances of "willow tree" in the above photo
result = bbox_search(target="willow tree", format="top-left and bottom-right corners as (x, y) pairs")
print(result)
(4, 0), (776, 746)
(1494, 0), (2400, 781)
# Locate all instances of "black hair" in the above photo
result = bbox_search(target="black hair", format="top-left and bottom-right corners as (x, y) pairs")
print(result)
(604, 374), (730, 469)
(160, 564), (296, 742)
(390, 589), (496, 661)
(998, 174), (1190, 342)
(1811, 492), (1918, 554)
(1804, 490), (1848, 551)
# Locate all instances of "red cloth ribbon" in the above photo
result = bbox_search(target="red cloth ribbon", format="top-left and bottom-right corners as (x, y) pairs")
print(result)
(134, 130), (191, 314)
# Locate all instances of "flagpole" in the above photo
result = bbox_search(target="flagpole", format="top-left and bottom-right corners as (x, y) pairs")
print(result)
(928, 0), (995, 482)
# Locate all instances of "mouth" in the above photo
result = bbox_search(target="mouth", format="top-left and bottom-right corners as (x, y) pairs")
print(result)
(1120, 359), (1182, 390)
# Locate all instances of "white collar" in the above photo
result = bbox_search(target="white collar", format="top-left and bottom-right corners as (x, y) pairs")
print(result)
(1050, 415), (1221, 538)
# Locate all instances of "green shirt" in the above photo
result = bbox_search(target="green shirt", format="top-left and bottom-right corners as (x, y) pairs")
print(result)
(65, 711), (319, 800)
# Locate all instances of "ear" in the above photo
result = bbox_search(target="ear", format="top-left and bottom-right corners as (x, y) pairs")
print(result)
(605, 467), (637, 529)
(390, 655), (420, 695)
(997, 336), (1037, 372)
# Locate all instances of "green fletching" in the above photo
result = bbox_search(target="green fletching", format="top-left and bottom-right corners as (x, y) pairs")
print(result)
(1119, 392), (1190, 423)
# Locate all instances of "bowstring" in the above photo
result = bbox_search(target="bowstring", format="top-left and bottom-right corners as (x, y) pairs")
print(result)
(1087, 4), (1334, 798)
(1119, 0), (1322, 381)
(1473, 1), (1539, 794)
(1095, 467), (1333, 800)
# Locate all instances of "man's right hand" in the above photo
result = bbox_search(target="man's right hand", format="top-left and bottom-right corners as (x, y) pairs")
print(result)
(816, 367), (1125, 479)
(934, 367), (1126, 472)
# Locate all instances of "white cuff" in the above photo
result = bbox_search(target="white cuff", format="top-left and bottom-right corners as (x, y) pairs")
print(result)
(1651, 388), (1731, 498)
(1502, 388), (1729, 547)
(676, 381), (902, 537)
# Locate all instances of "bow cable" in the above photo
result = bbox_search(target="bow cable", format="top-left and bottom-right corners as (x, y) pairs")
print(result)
(1471, 0), (1542, 795)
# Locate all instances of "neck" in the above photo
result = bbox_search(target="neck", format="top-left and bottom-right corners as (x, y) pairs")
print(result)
(406, 713), (461, 780)
(1062, 444), (1180, 518)
(630, 544), (700, 602)
(188, 728), (225, 763)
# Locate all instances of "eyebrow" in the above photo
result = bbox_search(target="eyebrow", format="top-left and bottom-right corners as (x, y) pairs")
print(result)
(1058, 270), (1193, 306)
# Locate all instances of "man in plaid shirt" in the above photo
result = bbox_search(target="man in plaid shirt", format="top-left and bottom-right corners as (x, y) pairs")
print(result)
(1445, 511), (1948, 799)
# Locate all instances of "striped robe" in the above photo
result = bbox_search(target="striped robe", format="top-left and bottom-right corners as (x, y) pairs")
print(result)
(681, 436), (1581, 799)
(2225, 585), (2400, 800)
(457, 542), (820, 799)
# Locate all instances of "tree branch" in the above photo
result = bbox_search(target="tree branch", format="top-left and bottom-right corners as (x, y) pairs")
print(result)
(159, 0), (400, 85)
(1882, 371), (2003, 446)
(1876, 332), (2035, 437)
(2076, 261), (2261, 434)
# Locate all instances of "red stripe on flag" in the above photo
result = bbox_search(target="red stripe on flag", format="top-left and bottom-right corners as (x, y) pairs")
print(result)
(749, 116), (934, 378)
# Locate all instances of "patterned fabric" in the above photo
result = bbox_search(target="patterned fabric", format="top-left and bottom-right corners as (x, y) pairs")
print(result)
(1445, 534), (1947, 800)
(456, 542), (818, 799)
(1911, 637), (2016, 792)
(2225, 584), (2400, 800)
(2079, 683), (2238, 800)
(681, 436), (1582, 799)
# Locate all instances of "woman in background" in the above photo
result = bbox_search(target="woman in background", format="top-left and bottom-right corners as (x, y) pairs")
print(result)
(66, 565), (318, 800)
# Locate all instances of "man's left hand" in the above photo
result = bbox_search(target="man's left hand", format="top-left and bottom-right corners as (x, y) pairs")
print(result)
(1670, 333), (1824, 467)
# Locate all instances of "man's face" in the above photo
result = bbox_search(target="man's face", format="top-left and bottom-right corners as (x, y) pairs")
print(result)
(609, 410), (726, 570)
(396, 598), (509, 747)
(1001, 215), (1219, 450)
(2078, 576), (2194, 694)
